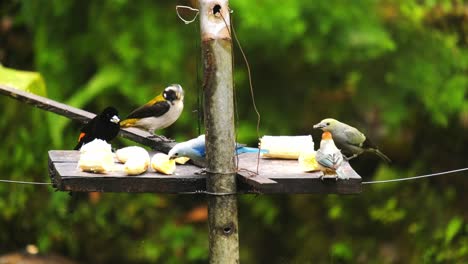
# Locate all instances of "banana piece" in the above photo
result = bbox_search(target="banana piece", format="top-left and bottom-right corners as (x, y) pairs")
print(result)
(124, 157), (150, 175)
(123, 150), (150, 176)
(151, 153), (176, 175)
(260, 135), (314, 159)
(298, 150), (320, 172)
(116, 146), (149, 163)
(78, 139), (114, 173)
(174, 157), (190, 164)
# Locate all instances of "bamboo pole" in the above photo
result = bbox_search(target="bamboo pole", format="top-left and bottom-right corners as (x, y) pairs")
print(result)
(199, 0), (239, 263)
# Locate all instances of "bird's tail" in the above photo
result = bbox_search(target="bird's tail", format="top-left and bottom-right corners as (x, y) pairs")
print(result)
(371, 149), (391, 163)
(235, 147), (267, 155)
(335, 166), (349, 180)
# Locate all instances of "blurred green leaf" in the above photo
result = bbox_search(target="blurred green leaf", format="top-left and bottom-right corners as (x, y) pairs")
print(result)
(0, 65), (47, 96)
(445, 217), (463, 244)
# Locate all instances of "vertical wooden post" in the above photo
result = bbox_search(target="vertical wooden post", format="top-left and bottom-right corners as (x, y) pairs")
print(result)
(199, 0), (239, 263)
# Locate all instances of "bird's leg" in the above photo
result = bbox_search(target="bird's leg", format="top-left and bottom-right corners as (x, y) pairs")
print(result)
(343, 154), (358, 161)
(147, 132), (174, 142)
(195, 168), (207, 175)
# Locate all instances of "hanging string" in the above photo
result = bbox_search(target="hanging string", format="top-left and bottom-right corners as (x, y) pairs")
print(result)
(233, 17), (262, 175)
(362, 167), (468, 185)
(218, 10), (240, 170)
(218, 9), (262, 175)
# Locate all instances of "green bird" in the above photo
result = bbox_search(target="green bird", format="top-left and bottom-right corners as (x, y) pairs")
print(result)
(313, 118), (391, 163)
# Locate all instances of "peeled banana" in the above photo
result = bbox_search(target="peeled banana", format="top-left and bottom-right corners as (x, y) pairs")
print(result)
(151, 153), (176, 175)
(78, 139), (115, 173)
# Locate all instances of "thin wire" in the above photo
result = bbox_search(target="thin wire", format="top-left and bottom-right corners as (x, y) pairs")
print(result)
(362, 167), (468, 185)
(217, 10), (240, 171)
(231, 13), (262, 175)
(219, 10), (262, 175)
(0, 179), (52, 185)
(231, 20), (261, 138)
(178, 189), (261, 196)
(0, 168), (466, 187)
(175, 5), (199, 24)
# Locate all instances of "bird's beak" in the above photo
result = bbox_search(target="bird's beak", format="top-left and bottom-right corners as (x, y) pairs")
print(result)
(174, 84), (184, 100)
(111, 115), (120, 124)
(313, 122), (325, 129)
(177, 90), (184, 100)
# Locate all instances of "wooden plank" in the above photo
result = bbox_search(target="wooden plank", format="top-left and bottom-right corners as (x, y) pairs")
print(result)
(48, 150), (80, 163)
(0, 84), (175, 153)
(236, 153), (362, 194)
(49, 151), (362, 194)
(49, 156), (205, 193)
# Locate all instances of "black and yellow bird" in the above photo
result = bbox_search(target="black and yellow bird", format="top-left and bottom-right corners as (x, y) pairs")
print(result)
(74, 107), (121, 150)
(120, 84), (184, 139)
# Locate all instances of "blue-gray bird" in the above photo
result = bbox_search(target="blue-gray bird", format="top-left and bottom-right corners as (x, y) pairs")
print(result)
(168, 134), (263, 167)
(313, 118), (390, 162)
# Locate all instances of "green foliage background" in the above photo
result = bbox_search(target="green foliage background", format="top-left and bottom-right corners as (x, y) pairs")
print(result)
(1, 0), (467, 263)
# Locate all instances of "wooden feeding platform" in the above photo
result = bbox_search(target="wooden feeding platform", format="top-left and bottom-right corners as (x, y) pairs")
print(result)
(1, 84), (362, 195)
(49, 151), (362, 194)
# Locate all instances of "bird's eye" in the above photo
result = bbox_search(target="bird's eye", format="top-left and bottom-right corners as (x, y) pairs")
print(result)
(174, 153), (179, 157)
(326, 122), (330, 126)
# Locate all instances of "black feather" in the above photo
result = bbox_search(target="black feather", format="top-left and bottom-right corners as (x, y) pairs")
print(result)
(74, 107), (120, 150)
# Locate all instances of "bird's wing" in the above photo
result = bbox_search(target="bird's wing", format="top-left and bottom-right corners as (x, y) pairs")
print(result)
(188, 135), (207, 157)
(316, 149), (343, 169)
(192, 145), (206, 157)
(125, 100), (171, 119)
(80, 118), (96, 134)
(343, 127), (366, 146)
(316, 150), (333, 168)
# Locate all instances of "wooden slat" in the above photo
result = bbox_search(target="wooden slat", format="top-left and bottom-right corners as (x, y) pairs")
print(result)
(236, 153), (361, 194)
(49, 152), (206, 193)
(49, 151), (362, 194)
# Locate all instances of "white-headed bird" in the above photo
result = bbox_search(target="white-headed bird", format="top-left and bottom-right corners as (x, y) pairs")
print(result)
(315, 131), (349, 179)
(120, 84), (184, 139)
(313, 118), (391, 162)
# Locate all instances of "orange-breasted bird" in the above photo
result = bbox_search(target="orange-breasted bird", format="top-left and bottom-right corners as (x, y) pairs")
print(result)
(120, 84), (184, 139)
(74, 107), (120, 150)
(313, 118), (391, 162)
(315, 131), (349, 180)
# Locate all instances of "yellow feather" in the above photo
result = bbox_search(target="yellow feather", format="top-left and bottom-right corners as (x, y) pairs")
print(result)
(120, 118), (139, 127)
(146, 93), (165, 106)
